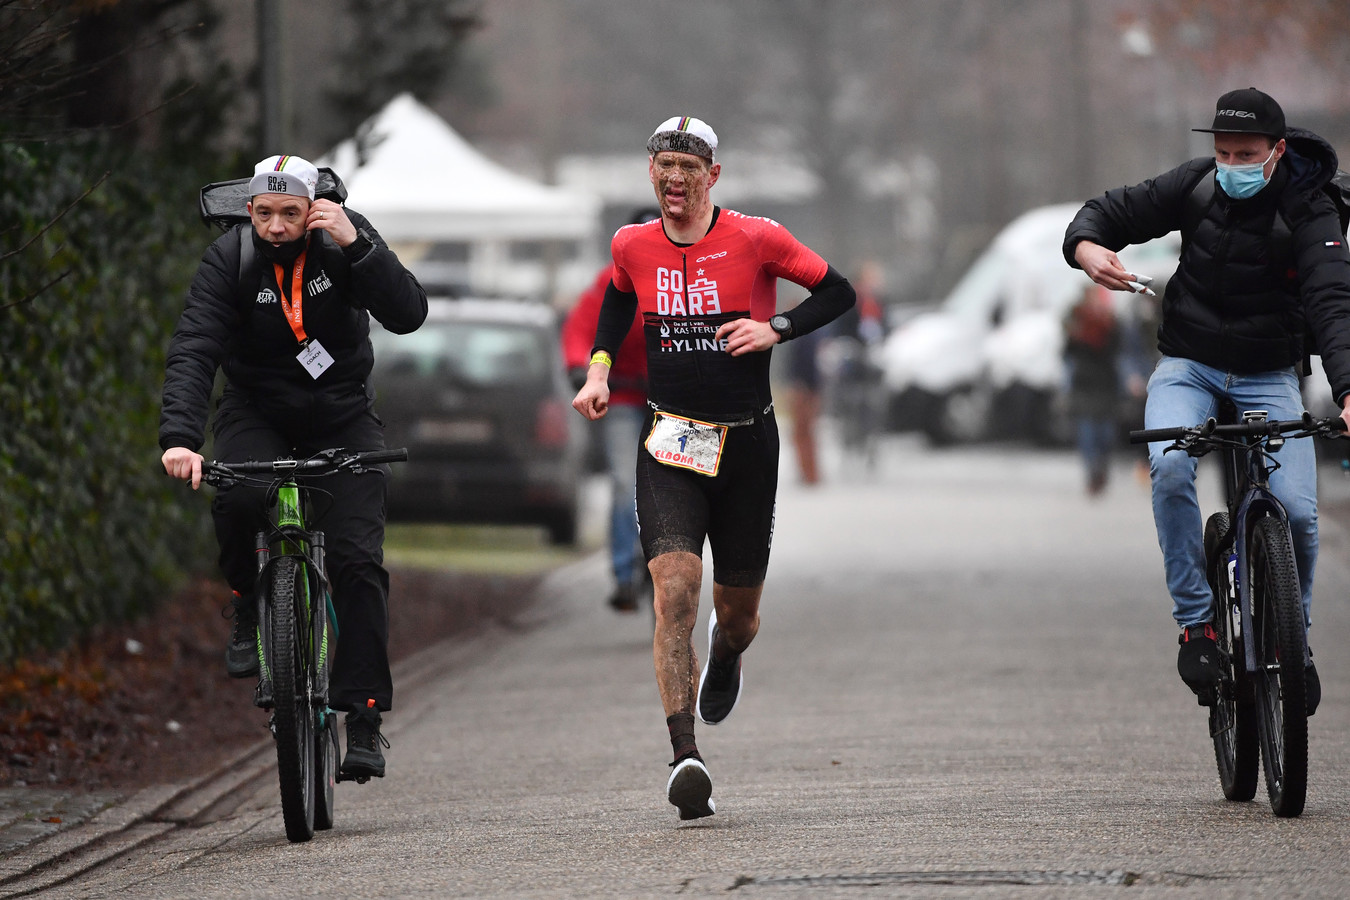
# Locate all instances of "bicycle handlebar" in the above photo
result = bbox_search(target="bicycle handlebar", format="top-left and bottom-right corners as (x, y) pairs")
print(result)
(1129, 414), (1346, 445)
(203, 448), (408, 482)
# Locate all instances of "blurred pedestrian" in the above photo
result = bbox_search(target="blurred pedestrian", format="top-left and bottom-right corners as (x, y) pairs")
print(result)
(1063, 284), (1122, 496)
(1065, 87), (1350, 712)
(783, 328), (824, 485)
(561, 208), (660, 612)
(159, 154), (427, 780)
(571, 115), (855, 820)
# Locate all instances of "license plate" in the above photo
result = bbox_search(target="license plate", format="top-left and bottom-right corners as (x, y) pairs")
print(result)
(411, 419), (493, 444)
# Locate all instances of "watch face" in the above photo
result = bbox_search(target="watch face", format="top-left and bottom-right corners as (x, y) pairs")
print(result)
(771, 315), (790, 332)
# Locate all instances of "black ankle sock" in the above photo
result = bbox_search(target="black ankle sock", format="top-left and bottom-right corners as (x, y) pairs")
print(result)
(666, 712), (699, 763)
(712, 624), (746, 661)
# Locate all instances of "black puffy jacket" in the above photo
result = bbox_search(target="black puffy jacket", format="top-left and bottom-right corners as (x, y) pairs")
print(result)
(1063, 127), (1350, 401)
(159, 210), (427, 451)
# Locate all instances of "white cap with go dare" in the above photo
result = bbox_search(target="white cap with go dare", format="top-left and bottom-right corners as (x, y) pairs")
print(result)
(248, 155), (319, 200)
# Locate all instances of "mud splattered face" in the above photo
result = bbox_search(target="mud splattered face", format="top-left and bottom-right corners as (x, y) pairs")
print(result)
(649, 151), (719, 223)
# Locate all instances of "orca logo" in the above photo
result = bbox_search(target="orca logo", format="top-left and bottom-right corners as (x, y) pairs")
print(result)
(695, 250), (727, 263)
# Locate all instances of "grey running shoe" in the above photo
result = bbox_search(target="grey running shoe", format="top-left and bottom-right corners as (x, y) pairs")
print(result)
(666, 755), (715, 820)
(696, 614), (742, 725)
(225, 593), (260, 679)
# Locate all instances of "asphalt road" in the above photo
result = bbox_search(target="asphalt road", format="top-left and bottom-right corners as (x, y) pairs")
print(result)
(16, 435), (1350, 898)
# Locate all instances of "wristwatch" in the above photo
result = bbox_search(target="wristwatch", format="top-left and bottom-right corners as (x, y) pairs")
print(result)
(344, 227), (374, 260)
(769, 314), (794, 341)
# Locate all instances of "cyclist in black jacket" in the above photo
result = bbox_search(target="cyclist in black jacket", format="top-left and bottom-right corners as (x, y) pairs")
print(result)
(160, 155), (427, 779)
(1064, 88), (1350, 714)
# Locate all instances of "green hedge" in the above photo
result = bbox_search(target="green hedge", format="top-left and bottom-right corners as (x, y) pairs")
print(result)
(0, 137), (218, 664)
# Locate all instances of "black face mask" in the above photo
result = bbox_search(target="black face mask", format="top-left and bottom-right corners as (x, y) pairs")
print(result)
(253, 229), (309, 263)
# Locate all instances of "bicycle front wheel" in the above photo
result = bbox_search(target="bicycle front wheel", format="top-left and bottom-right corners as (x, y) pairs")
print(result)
(1250, 516), (1308, 818)
(314, 581), (336, 831)
(315, 710), (338, 831)
(1205, 513), (1258, 802)
(271, 556), (317, 842)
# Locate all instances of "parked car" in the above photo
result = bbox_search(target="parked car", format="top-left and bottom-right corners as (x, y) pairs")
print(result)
(880, 203), (1180, 445)
(369, 298), (586, 544)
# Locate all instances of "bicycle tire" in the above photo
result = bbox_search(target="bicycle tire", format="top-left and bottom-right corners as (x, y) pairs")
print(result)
(313, 578), (336, 831)
(1250, 515), (1308, 817)
(271, 556), (317, 842)
(1204, 512), (1258, 802)
(315, 712), (338, 830)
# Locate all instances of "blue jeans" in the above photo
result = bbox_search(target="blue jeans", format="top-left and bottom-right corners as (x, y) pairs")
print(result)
(1144, 357), (1317, 631)
(603, 403), (645, 587)
(1076, 416), (1116, 483)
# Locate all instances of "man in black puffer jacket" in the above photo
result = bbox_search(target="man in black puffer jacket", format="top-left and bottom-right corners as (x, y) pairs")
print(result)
(160, 155), (427, 780)
(1064, 88), (1350, 715)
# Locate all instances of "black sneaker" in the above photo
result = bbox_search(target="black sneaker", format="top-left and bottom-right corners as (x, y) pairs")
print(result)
(341, 703), (388, 780)
(1177, 623), (1220, 701)
(697, 615), (742, 725)
(608, 583), (638, 613)
(1306, 656), (1320, 717)
(666, 754), (715, 820)
(225, 592), (260, 679)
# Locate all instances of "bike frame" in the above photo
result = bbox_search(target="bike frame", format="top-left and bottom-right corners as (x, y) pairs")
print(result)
(253, 479), (335, 710)
(1214, 421), (1298, 679)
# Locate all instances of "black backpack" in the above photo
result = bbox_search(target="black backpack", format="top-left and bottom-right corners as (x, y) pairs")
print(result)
(196, 168), (350, 312)
(1283, 169), (1350, 240)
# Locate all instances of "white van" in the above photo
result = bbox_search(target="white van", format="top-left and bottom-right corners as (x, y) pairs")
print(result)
(880, 203), (1180, 444)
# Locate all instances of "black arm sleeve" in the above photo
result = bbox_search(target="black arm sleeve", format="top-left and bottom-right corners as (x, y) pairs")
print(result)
(781, 265), (856, 339)
(591, 279), (639, 361)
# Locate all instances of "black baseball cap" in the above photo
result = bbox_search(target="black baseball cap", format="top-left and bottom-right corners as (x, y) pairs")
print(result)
(1192, 87), (1285, 138)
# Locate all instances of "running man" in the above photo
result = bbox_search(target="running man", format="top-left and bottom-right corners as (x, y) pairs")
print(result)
(572, 116), (856, 819)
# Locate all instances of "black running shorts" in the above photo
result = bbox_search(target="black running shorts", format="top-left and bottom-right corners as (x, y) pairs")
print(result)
(635, 408), (779, 588)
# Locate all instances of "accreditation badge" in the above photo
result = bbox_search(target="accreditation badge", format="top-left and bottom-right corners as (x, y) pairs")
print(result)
(297, 338), (336, 379)
(644, 411), (728, 477)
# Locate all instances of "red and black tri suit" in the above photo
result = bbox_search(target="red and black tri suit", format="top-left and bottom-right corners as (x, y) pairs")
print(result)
(592, 207), (854, 586)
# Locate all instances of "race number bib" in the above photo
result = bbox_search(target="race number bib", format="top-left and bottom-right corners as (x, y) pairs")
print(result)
(645, 411), (727, 477)
(297, 338), (335, 380)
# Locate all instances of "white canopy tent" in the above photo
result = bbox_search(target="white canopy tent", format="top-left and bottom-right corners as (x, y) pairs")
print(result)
(319, 94), (601, 297)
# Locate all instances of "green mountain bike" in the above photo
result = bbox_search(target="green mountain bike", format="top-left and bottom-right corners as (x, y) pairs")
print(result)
(203, 447), (407, 842)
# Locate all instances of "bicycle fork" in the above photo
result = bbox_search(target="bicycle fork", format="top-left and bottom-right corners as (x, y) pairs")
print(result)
(253, 531), (275, 709)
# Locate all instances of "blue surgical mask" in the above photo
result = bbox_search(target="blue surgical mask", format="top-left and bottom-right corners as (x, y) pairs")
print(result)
(1215, 145), (1277, 199)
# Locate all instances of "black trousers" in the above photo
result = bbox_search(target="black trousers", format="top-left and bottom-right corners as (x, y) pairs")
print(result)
(211, 394), (393, 712)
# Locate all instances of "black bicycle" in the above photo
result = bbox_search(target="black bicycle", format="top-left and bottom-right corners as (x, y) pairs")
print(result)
(202, 447), (407, 842)
(1131, 408), (1344, 817)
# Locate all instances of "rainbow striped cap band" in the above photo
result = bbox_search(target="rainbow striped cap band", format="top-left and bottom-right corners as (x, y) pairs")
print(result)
(248, 154), (319, 200)
(647, 116), (717, 161)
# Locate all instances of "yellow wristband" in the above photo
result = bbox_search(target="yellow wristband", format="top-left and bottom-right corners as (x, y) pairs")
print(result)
(590, 350), (613, 368)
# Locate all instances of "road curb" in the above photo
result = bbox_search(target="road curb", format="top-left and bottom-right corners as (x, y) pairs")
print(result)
(0, 554), (602, 897)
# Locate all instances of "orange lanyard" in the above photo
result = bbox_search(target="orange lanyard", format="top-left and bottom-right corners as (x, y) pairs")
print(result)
(273, 248), (309, 344)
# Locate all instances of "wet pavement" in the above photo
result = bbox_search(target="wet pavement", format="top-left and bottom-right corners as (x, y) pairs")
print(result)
(4, 438), (1350, 897)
